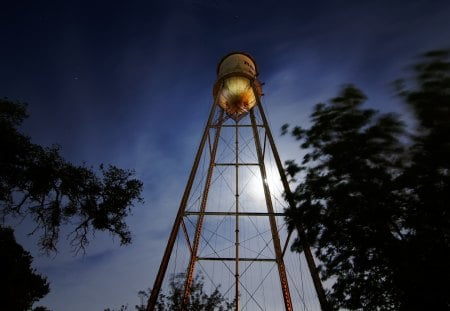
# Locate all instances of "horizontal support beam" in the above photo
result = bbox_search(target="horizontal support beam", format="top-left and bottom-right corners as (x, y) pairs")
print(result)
(215, 163), (259, 166)
(197, 257), (276, 262)
(184, 211), (286, 217)
(211, 124), (264, 128)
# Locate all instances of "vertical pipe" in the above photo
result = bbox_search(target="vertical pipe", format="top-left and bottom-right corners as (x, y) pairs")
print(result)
(253, 95), (331, 311)
(146, 102), (219, 311)
(235, 121), (240, 311)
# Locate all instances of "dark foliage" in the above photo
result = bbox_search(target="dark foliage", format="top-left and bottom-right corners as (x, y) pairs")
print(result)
(284, 50), (450, 310)
(104, 274), (234, 311)
(104, 306), (128, 311)
(394, 49), (450, 310)
(284, 85), (405, 310)
(0, 226), (50, 311)
(147, 273), (235, 311)
(0, 99), (143, 253)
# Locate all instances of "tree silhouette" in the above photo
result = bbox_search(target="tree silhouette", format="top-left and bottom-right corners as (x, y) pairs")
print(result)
(284, 85), (405, 310)
(104, 306), (128, 311)
(0, 226), (50, 311)
(104, 273), (234, 311)
(0, 99), (143, 253)
(284, 49), (450, 310)
(393, 49), (450, 310)
(144, 273), (234, 311)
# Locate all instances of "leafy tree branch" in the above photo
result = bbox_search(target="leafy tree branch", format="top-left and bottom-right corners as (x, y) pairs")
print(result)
(0, 99), (143, 254)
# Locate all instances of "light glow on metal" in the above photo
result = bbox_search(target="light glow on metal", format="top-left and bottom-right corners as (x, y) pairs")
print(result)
(216, 76), (257, 116)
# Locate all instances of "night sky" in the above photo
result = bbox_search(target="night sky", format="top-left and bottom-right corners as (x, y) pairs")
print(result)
(1, 0), (450, 310)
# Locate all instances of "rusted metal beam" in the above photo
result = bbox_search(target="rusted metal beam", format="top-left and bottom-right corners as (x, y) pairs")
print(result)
(146, 102), (219, 311)
(184, 211), (286, 217)
(254, 96), (331, 311)
(198, 257), (276, 262)
(181, 109), (224, 310)
(250, 109), (293, 311)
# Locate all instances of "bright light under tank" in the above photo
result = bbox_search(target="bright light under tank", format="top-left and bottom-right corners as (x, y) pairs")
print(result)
(217, 76), (256, 115)
(213, 52), (262, 120)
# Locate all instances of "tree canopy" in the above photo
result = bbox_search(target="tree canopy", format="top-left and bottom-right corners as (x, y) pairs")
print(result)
(284, 50), (450, 310)
(153, 273), (234, 311)
(0, 226), (50, 311)
(104, 273), (234, 311)
(0, 98), (143, 253)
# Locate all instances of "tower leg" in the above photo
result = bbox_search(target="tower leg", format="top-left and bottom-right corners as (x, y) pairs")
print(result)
(250, 109), (293, 311)
(146, 101), (219, 311)
(254, 99), (331, 311)
(181, 109), (224, 309)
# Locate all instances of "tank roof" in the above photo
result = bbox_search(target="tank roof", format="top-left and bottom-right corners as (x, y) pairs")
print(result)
(216, 52), (259, 76)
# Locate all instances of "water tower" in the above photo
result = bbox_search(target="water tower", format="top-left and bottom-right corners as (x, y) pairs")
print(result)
(147, 53), (328, 311)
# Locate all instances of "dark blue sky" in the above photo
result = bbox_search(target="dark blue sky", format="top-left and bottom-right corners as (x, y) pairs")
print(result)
(1, 0), (450, 310)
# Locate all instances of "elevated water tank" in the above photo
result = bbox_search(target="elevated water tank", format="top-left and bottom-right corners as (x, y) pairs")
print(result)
(213, 52), (263, 120)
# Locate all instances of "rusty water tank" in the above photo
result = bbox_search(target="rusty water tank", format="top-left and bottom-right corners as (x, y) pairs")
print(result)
(213, 52), (263, 120)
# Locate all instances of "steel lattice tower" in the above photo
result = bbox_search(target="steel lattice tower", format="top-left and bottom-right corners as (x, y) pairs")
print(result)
(147, 53), (328, 311)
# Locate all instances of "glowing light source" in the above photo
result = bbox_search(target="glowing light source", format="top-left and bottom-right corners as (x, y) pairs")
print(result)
(217, 76), (256, 115)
